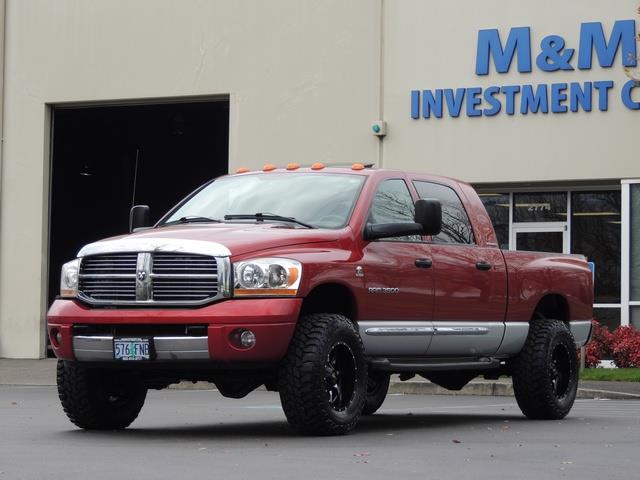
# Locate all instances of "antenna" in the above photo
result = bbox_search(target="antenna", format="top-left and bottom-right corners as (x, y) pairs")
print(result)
(131, 148), (140, 209)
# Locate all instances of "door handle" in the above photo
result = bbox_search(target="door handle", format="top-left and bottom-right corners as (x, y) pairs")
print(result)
(415, 258), (433, 269)
(476, 261), (492, 271)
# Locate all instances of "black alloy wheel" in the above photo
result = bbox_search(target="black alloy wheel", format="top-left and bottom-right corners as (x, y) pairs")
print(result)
(325, 342), (357, 412)
(549, 342), (572, 399)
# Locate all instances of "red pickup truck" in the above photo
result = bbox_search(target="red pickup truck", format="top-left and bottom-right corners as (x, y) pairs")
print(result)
(48, 165), (593, 435)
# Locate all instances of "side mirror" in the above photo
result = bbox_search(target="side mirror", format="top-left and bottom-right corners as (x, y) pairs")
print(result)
(364, 222), (423, 241)
(129, 205), (150, 233)
(414, 198), (441, 236)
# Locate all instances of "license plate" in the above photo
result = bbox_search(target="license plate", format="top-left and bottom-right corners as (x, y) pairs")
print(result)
(114, 338), (151, 361)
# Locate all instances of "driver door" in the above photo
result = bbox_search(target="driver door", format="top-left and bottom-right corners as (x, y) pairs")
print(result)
(359, 178), (435, 356)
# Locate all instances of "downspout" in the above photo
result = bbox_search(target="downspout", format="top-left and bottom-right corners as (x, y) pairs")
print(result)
(376, 0), (385, 168)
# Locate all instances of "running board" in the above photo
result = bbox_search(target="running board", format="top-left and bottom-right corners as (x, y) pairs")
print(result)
(369, 357), (501, 372)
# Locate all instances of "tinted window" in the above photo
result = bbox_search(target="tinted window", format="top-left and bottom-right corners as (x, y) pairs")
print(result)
(368, 179), (420, 242)
(571, 191), (621, 304)
(413, 181), (475, 245)
(479, 193), (510, 249)
(514, 192), (567, 222)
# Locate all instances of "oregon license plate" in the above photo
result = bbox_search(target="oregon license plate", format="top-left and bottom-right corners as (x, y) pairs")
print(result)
(114, 338), (151, 361)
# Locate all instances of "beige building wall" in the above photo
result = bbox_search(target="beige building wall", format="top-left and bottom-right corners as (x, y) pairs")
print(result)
(1, 0), (638, 358)
(382, 0), (640, 184)
(0, 0), (381, 358)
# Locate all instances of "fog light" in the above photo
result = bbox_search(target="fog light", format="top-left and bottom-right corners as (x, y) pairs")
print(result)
(240, 330), (256, 348)
(230, 328), (256, 349)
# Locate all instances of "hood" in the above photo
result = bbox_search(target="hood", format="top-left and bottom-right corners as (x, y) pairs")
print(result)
(77, 223), (342, 258)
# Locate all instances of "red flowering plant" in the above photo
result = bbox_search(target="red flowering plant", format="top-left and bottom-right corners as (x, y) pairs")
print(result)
(582, 320), (613, 367)
(581, 320), (640, 368)
(610, 326), (640, 368)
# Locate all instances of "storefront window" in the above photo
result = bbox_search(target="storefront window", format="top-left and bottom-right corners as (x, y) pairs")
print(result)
(514, 192), (567, 222)
(631, 184), (640, 302)
(631, 306), (640, 330)
(594, 307), (621, 331)
(479, 193), (509, 249)
(571, 191), (621, 304)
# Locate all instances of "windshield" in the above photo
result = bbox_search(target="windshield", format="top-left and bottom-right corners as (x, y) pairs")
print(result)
(162, 173), (366, 229)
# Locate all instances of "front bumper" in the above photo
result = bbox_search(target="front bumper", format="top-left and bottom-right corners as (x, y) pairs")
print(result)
(47, 298), (302, 363)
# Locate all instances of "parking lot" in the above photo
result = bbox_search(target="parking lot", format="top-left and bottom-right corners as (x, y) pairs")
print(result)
(1, 386), (638, 480)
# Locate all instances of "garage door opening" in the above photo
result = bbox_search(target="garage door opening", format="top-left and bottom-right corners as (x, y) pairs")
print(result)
(48, 100), (229, 309)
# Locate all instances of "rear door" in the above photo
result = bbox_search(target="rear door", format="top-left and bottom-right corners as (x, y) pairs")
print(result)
(412, 180), (507, 356)
(359, 178), (435, 356)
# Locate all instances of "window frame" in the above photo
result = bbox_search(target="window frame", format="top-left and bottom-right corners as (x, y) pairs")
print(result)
(412, 180), (477, 246)
(365, 177), (424, 244)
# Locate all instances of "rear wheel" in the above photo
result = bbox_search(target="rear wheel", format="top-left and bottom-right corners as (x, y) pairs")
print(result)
(362, 373), (390, 415)
(278, 313), (367, 435)
(512, 319), (579, 419)
(57, 360), (147, 430)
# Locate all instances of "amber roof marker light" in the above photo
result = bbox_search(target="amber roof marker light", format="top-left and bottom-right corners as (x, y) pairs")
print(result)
(235, 167), (250, 174)
(351, 163), (365, 171)
(310, 162), (326, 170)
(262, 164), (277, 172)
(286, 163), (300, 170)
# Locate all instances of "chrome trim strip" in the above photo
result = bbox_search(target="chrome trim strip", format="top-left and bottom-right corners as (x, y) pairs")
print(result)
(73, 335), (210, 361)
(78, 237), (231, 258)
(217, 256), (232, 297)
(75, 294), (221, 307)
(433, 326), (489, 335)
(359, 321), (434, 356)
(365, 327), (435, 336)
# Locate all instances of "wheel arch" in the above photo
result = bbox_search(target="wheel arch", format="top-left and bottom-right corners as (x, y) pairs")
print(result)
(530, 293), (569, 323)
(300, 283), (358, 323)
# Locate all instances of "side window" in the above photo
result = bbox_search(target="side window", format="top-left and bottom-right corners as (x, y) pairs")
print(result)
(368, 179), (420, 242)
(413, 181), (475, 245)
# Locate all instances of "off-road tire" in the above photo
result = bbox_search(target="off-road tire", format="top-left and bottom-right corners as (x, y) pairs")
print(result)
(512, 319), (579, 420)
(362, 373), (390, 415)
(278, 313), (367, 435)
(57, 360), (147, 430)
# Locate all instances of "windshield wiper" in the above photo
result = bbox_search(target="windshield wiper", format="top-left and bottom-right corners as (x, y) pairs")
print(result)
(161, 215), (222, 227)
(224, 213), (315, 229)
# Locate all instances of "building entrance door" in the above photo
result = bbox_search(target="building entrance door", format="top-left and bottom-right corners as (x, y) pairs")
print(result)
(511, 224), (568, 253)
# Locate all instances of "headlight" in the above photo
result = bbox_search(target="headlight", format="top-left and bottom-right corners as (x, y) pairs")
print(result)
(60, 259), (81, 298)
(234, 258), (301, 296)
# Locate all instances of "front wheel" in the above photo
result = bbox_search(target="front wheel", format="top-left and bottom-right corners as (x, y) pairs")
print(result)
(512, 319), (579, 420)
(278, 313), (367, 435)
(57, 361), (147, 430)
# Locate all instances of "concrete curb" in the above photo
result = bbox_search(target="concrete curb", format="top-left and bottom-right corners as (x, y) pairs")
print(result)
(388, 379), (640, 400)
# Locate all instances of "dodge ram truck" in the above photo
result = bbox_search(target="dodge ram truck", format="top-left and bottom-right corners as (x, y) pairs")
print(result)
(48, 164), (593, 435)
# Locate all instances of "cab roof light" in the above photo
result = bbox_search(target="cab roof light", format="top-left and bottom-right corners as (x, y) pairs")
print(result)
(235, 167), (250, 174)
(351, 163), (365, 170)
(286, 163), (300, 170)
(262, 164), (277, 172)
(310, 162), (326, 170)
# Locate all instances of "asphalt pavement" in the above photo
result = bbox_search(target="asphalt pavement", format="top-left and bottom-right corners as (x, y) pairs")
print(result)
(1, 386), (639, 480)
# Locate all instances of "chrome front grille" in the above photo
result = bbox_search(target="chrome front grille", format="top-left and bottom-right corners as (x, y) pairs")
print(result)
(81, 253), (138, 275)
(78, 252), (227, 305)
